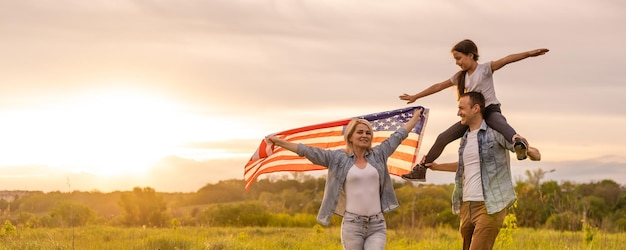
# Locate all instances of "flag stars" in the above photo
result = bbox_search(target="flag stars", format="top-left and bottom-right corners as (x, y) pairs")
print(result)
(363, 108), (423, 132)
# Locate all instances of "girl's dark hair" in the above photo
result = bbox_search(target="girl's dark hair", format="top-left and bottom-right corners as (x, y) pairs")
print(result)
(452, 39), (479, 99)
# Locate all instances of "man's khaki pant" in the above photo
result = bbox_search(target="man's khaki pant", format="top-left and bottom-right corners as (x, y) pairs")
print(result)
(459, 201), (506, 250)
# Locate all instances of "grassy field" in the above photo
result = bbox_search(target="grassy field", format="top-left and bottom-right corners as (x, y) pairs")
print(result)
(1, 226), (624, 249)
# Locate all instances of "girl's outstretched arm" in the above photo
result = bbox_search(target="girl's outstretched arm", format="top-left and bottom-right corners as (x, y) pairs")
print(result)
(491, 48), (549, 72)
(399, 79), (454, 104)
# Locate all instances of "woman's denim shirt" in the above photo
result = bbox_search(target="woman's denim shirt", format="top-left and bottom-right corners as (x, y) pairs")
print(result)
(296, 128), (408, 226)
(452, 120), (516, 215)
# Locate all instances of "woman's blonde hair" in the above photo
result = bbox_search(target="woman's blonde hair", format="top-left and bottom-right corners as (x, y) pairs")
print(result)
(343, 118), (374, 154)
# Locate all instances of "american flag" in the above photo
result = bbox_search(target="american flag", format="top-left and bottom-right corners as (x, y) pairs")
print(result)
(244, 106), (429, 190)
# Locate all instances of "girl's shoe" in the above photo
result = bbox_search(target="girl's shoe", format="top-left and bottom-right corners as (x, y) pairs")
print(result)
(514, 138), (528, 160)
(401, 164), (427, 182)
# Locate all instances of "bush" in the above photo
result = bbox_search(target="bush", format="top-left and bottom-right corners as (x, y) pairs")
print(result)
(615, 217), (626, 232)
(545, 211), (581, 231)
(267, 213), (316, 227)
(201, 202), (270, 227)
(0, 220), (16, 236)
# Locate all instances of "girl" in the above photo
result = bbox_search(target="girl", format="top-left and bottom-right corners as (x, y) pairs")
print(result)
(400, 39), (548, 181)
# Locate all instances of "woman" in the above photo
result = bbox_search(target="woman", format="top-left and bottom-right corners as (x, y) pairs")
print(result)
(400, 39), (548, 181)
(265, 107), (423, 250)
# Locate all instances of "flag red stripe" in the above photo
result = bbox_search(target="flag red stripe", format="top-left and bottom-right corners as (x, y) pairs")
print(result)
(278, 120), (350, 135)
(390, 150), (418, 162)
(389, 165), (411, 175)
(244, 163), (327, 190)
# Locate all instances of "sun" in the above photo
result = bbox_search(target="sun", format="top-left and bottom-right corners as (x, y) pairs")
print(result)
(0, 90), (188, 176)
(0, 85), (264, 178)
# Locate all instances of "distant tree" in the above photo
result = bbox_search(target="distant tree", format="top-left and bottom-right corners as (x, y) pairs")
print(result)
(536, 181), (562, 224)
(587, 196), (610, 223)
(524, 168), (553, 190)
(49, 201), (96, 227)
(592, 180), (621, 208)
(39, 214), (62, 227)
(545, 211), (582, 231)
(393, 184), (456, 229)
(616, 216), (626, 231)
(15, 211), (39, 228)
(67, 190), (123, 218)
(11, 191), (55, 213)
(0, 199), (8, 211)
(515, 168), (558, 228)
(190, 180), (249, 205)
(514, 181), (542, 228)
(201, 201), (269, 227)
(118, 187), (169, 227)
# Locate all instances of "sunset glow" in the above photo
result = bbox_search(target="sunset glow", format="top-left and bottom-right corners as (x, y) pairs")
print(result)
(0, 89), (188, 176)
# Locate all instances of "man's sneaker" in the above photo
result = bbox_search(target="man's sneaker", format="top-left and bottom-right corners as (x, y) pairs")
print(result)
(401, 164), (427, 182)
(514, 137), (528, 160)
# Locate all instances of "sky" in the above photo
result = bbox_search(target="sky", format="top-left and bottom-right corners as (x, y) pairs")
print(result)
(1, 0), (625, 193)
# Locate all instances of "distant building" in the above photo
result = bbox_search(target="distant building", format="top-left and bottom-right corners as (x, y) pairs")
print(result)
(0, 190), (34, 202)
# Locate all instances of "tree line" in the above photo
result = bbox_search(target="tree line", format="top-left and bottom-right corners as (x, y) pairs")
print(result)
(1, 169), (625, 232)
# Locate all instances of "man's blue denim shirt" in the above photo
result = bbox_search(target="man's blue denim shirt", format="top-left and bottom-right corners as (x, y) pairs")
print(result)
(296, 128), (408, 226)
(452, 120), (516, 215)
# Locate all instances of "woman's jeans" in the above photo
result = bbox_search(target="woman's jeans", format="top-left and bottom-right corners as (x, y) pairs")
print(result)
(341, 212), (387, 250)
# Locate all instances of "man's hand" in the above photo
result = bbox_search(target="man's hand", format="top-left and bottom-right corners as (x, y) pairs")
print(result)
(527, 146), (541, 161)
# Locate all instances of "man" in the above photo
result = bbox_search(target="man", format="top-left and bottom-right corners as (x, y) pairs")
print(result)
(428, 92), (540, 250)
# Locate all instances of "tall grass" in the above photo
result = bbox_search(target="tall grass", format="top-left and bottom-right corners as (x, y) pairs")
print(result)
(1, 226), (624, 249)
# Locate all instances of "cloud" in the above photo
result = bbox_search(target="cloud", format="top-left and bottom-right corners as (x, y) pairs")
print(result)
(539, 155), (626, 184)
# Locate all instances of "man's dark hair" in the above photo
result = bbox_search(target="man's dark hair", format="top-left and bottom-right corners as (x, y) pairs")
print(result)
(460, 91), (485, 113)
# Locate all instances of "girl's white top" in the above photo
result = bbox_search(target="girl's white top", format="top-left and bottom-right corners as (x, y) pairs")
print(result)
(450, 62), (500, 107)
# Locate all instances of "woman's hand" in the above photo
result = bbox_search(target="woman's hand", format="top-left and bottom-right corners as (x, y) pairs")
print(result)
(265, 135), (279, 144)
(413, 107), (424, 117)
(265, 135), (298, 153)
(402, 107), (424, 132)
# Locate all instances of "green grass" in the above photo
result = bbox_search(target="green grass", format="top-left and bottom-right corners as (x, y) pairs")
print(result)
(1, 226), (624, 249)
